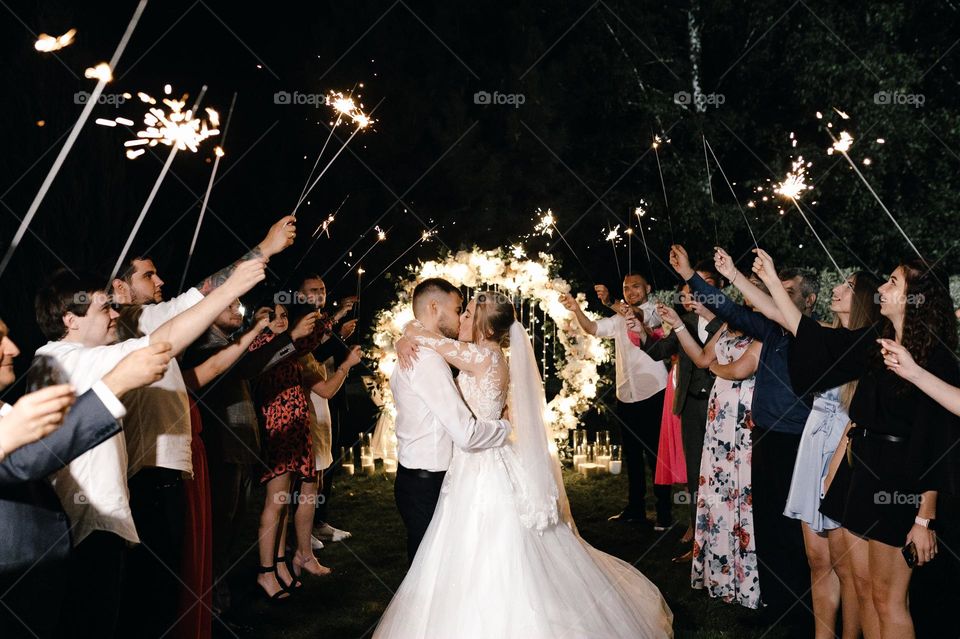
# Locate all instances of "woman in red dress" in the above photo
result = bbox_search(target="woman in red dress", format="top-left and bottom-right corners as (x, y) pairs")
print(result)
(251, 302), (333, 600)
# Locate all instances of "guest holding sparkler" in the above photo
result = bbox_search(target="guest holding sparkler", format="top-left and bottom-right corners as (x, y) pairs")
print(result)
(560, 273), (671, 529)
(669, 244), (817, 628)
(743, 250), (883, 638)
(109, 216), (296, 635)
(657, 280), (762, 608)
(296, 273), (358, 547)
(753, 249), (959, 639)
(641, 266), (725, 562)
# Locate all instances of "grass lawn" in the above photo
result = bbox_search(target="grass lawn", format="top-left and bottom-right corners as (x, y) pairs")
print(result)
(220, 468), (792, 638)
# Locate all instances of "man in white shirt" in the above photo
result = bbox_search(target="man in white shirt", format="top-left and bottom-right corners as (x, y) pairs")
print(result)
(561, 273), (671, 528)
(32, 257), (266, 638)
(107, 217), (294, 635)
(390, 278), (511, 562)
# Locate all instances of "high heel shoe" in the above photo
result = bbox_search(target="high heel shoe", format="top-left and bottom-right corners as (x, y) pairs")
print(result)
(275, 555), (302, 589)
(293, 551), (333, 577)
(256, 565), (291, 602)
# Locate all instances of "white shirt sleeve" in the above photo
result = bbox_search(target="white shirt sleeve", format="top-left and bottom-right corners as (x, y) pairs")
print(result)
(594, 315), (619, 338)
(90, 381), (127, 420)
(411, 355), (510, 451)
(0, 403), (11, 418)
(55, 336), (152, 392)
(137, 288), (204, 334)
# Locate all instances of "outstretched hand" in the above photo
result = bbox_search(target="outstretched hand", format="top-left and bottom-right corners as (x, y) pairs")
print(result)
(751, 248), (778, 286)
(878, 338), (922, 383)
(260, 216), (297, 258)
(713, 247), (737, 282)
(669, 245), (694, 280)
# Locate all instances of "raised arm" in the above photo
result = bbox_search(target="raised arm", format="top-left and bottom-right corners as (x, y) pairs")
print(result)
(669, 244), (775, 341)
(414, 355), (510, 451)
(714, 247), (785, 327)
(751, 248), (802, 335)
(194, 216), (296, 294)
(183, 317), (270, 391)
(710, 339), (761, 381)
(306, 346), (362, 399)
(150, 259), (266, 355)
(657, 303), (721, 368)
(558, 293), (598, 335)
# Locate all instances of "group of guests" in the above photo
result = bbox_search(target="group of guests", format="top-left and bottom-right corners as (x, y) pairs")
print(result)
(0, 215), (366, 639)
(562, 244), (960, 638)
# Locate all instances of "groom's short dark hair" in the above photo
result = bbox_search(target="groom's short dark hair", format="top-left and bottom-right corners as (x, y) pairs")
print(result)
(412, 278), (461, 314)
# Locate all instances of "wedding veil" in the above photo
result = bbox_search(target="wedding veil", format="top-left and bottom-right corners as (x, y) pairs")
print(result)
(507, 321), (576, 533)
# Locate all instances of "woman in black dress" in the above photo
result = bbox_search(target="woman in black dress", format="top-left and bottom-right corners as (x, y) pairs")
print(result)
(753, 250), (958, 639)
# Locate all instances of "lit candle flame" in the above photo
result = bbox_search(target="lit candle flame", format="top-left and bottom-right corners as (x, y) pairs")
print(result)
(35, 28), (77, 52)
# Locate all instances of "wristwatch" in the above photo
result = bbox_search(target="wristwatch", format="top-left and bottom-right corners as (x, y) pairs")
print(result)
(915, 516), (936, 530)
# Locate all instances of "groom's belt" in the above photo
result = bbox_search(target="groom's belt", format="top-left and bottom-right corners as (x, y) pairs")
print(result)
(397, 464), (446, 479)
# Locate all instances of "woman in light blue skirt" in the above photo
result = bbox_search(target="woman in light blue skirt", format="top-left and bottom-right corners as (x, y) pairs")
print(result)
(781, 271), (883, 639)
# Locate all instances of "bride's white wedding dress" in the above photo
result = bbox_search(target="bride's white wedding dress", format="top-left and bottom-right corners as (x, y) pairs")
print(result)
(374, 323), (673, 638)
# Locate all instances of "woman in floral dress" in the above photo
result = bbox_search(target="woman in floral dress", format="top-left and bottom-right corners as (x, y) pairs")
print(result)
(658, 302), (762, 608)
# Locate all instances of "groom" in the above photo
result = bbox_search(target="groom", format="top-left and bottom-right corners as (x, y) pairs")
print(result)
(390, 278), (512, 563)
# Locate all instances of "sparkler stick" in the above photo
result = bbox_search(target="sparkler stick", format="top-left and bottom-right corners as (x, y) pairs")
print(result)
(0, 0), (148, 278)
(336, 226), (389, 289)
(295, 90), (362, 210)
(775, 157), (845, 279)
(110, 86), (209, 283)
(702, 134), (720, 246)
(604, 225), (623, 280)
(632, 205), (658, 290)
(178, 92), (237, 293)
(703, 137), (758, 248)
(651, 136), (675, 244)
(288, 195), (351, 279)
(366, 228), (436, 287)
(293, 98), (379, 216)
(826, 128), (923, 261)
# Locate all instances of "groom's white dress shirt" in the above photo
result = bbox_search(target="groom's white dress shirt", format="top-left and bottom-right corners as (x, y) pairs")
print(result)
(390, 349), (510, 472)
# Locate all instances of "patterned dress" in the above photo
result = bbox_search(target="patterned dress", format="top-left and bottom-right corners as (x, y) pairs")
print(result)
(251, 319), (330, 482)
(691, 327), (760, 609)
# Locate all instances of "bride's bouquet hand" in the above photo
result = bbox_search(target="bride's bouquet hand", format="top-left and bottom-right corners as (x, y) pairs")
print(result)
(395, 336), (420, 370)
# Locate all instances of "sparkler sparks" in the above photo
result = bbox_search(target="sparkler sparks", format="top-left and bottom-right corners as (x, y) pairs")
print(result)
(534, 209), (556, 237)
(84, 62), (113, 82)
(775, 157), (813, 200)
(35, 28), (76, 52)
(827, 131), (853, 155)
(123, 89), (220, 157)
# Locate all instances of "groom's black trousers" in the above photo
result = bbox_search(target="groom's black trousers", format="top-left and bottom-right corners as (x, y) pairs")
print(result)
(395, 464), (446, 564)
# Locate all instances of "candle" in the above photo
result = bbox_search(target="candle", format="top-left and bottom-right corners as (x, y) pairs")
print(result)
(572, 454), (587, 472)
(596, 454), (611, 471)
(362, 462), (376, 477)
(384, 458), (398, 478)
(342, 463), (355, 476)
(579, 462), (601, 477)
(608, 460), (622, 475)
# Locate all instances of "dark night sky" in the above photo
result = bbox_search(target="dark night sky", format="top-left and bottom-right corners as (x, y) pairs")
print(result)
(2, 0), (959, 386)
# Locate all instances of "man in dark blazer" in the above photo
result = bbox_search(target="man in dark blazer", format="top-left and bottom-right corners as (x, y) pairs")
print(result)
(0, 320), (172, 639)
(642, 278), (723, 562)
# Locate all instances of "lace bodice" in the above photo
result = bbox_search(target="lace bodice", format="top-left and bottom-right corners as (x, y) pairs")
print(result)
(404, 322), (507, 420)
(456, 352), (508, 420)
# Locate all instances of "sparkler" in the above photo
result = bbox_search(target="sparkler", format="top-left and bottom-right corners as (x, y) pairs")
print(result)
(604, 225), (623, 280)
(366, 227), (436, 287)
(286, 195), (352, 283)
(632, 203), (658, 290)
(178, 92), (238, 293)
(118, 89), (220, 159)
(0, 0), (148, 278)
(824, 124), (923, 261)
(109, 86), (212, 283)
(534, 208), (592, 279)
(35, 28), (77, 52)
(293, 94), (376, 216)
(775, 157), (845, 278)
(651, 135), (676, 243)
(703, 137), (759, 247)
(702, 134), (720, 246)
(295, 89), (365, 210)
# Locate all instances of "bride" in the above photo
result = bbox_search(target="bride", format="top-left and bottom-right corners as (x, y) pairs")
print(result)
(373, 291), (673, 638)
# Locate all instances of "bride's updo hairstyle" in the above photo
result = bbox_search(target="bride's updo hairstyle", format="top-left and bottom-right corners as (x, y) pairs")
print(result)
(472, 291), (517, 346)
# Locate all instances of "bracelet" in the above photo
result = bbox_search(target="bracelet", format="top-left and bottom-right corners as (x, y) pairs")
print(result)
(731, 271), (738, 285)
(672, 323), (686, 333)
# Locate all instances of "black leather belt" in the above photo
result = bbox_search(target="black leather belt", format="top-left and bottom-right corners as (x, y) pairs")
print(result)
(397, 464), (446, 479)
(852, 428), (907, 444)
